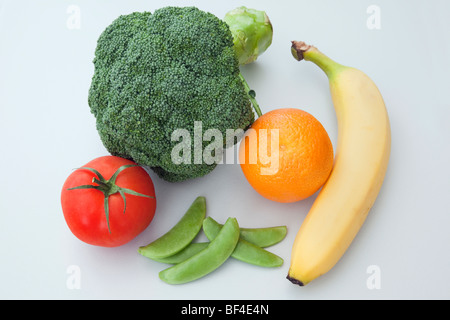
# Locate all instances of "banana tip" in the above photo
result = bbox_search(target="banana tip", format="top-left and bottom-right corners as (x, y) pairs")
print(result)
(286, 274), (305, 286)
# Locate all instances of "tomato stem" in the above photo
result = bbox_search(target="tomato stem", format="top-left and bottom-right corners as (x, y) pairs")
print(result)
(68, 165), (155, 234)
(92, 177), (110, 192)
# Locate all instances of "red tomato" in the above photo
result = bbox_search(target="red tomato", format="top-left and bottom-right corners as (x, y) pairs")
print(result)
(61, 156), (156, 247)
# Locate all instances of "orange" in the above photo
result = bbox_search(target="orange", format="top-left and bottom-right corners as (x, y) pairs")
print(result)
(239, 108), (334, 203)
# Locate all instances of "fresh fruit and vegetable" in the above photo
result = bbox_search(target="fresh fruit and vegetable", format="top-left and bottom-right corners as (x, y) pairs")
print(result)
(203, 217), (287, 248)
(146, 218), (286, 266)
(203, 217), (284, 268)
(88, 6), (271, 182)
(138, 197), (287, 284)
(239, 108), (334, 203)
(159, 217), (240, 285)
(138, 196), (206, 260)
(224, 6), (273, 65)
(150, 242), (209, 265)
(286, 41), (391, 286)
(60, 4), (391, 289)
(61, 156), (156, 247)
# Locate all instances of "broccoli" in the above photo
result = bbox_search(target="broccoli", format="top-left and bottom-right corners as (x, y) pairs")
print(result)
(88, 6), (264, 182)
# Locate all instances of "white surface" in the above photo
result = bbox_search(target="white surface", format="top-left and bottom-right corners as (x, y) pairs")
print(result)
(1, 0), (449, 300)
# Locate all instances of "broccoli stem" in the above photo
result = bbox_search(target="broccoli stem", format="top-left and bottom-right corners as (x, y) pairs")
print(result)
(239, 73), (262, 117)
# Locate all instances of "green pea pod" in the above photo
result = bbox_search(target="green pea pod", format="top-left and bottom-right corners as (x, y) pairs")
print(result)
(150, 242), (209, 264)
(203, 217), (287, 247)
(138, 196), (206, 259)
(240, 225), (287, 247)
(159, 217), (240, 284)
(203, 217), (283, 268)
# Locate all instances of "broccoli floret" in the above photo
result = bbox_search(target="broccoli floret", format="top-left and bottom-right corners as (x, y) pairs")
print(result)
(88, 7), (256, 182)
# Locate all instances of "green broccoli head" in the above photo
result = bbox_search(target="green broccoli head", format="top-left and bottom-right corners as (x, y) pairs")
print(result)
(88, 7), (255, 182)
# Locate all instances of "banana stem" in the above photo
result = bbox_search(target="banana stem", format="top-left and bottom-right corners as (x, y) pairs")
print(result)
(291, 41), (345, 77)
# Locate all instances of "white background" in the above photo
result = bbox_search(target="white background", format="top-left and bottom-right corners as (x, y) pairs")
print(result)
(1, 0), (449, 300)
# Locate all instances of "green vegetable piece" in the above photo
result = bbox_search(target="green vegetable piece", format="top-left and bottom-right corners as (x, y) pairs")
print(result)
(224, 6), (273, 65)
(239, 225), (287, 247)
(150, 242), (209, 264)
(204, 217), (287, 247)
(138, 196), (206, 259)
(159, 217), (240, 284)
(202, 217), (283, 268)
(88, 7), (259, 182)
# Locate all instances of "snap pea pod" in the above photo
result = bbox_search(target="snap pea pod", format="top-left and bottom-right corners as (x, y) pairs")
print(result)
(138, 196), (206, 259)
(159, 217), (240, 284)
(150, 242), (209, 264)
(202, 217), (284, 268)
(149, 219), (287, 265)
(240, 225), (287, 247)
(203, 217), (287, 247)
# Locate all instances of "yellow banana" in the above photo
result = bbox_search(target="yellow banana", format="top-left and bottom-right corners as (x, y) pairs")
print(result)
(287, 41), (391, 286)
